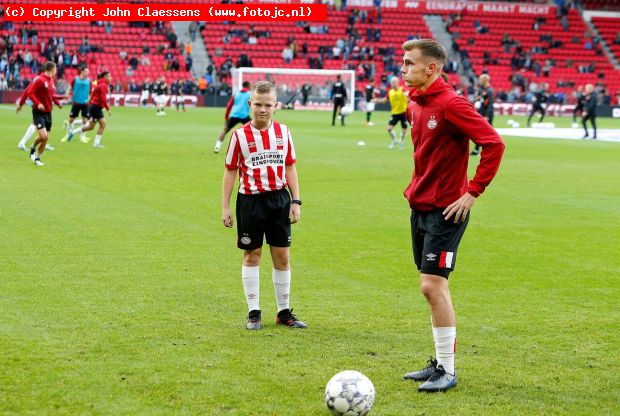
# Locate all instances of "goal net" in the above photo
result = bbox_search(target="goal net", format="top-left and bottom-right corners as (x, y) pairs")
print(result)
(231, 67), (355, 112)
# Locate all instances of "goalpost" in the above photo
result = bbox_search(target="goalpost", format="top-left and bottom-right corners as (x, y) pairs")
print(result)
(231, 67), (356, 112)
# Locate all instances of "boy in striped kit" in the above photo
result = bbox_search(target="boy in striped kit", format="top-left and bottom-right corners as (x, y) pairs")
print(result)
(221, 81), (307, 330)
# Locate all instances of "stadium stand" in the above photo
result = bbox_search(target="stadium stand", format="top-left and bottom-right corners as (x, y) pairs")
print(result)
(0, 2), (192, 91)
(591, 16), (620, 61)
(444, 8), (619, 102)
(0, 0), (618, 102)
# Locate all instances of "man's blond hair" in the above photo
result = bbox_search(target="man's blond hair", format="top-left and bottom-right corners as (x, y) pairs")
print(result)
(402, 39), (448, 69)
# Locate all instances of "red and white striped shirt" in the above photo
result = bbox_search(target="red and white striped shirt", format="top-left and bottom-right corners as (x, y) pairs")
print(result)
(225, 121), (296, 195)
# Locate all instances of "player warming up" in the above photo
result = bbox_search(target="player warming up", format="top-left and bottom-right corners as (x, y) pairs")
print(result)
(61, 65), (92, 144)
(221, 81), (307, 331)
(331, 75), (347, 126)
(16, 62), (62, 166)
(16, 73), (56, 152)
(399, 39), (505, 392)
(527, 83), (549, 127)
(582, 84), (598, 139)
(470, 74), (495, 156)
(373, 76), (409, 149)
(364, 80), (377, 126)
(213, 81), (252, 153)
(68, 71), (111, 148)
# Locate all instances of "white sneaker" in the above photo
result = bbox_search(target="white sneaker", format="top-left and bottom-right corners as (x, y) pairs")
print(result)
(389, 141), (395, 150)
(214, 141), (222, 153)
(367, 121), (374, 126)
(46, 144), (55, 151)
(93, 143), (105, 149)
(18, 143), (28, 152)
(34, 158), (44, 166)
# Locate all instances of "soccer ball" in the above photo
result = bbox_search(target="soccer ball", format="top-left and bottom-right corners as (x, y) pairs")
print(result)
(512, 122), (520, 128)
(365, 102), (375, 112)
(324, 370), (375, 416)
(507, 119), (515, 126)
(340, 105), (353, 116)
(572, 122), (579, 128)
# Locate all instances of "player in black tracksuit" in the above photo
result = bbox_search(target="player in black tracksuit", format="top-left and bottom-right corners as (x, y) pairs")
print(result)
(527, 84), (549, 127)
(573, 86), (585, 123)
(582, 84), (597, 139)
(365, 81), (376, 125)
(331, 75), (347, 126)
(471, 74), (494, 156)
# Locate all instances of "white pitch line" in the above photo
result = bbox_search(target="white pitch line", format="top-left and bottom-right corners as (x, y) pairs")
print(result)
(496, 128), (620, 143)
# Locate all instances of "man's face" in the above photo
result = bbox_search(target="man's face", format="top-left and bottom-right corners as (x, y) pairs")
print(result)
(249, 91), (277, 123)
(81, 68), (89, 78)
(401, 48), (433, 89)
(390, 77), (400, 90)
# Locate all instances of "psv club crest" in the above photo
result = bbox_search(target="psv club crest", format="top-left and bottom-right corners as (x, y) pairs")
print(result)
(427, 116), (438, 129)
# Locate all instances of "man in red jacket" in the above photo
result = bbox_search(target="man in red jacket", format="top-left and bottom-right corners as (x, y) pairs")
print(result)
(16, 62), (62, 166)
(399, 39), (505, 392)
(67, 71), (111, 148)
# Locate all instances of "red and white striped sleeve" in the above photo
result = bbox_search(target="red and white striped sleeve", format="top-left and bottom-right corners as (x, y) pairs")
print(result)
(285, 128), (296, 166)
(225, 131), (241, 170)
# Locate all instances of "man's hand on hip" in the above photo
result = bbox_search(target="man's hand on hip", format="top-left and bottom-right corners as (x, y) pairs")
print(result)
(443, 192), (476, 223)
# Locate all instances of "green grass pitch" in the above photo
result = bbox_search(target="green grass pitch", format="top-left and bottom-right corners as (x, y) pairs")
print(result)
(1, 105), (619, 415)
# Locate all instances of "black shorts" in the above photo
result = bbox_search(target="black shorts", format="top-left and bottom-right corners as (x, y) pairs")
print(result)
(88, 104), (104, 121)
(411, 209), (469, 279)
(70, 103), (89, 119)
(226, 116), (251, 130)
(389, 112), (408, 128)
(236, 188), (292, 250)
(32, 109), (52, 131)
(333, 98), (345, 108)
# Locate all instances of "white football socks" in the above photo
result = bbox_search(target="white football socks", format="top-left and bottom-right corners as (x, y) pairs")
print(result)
(389, 130), (397, 143)
(433, 327), (456, 375)
(272, 268), (291, 312)
(19, 124), (37, 147)
(400, 131), (406, 143)
(242, 265), (260, 311)
(94, 135), (102, 146)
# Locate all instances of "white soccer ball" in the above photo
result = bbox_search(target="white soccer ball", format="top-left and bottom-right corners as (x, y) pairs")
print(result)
(572, 122), (579, 129)
(365, 102), (375, 112)
(474, 100), (482, 110)
(325, 370), (375, 416)
(357, 141), (366, 146)
(507, 119), (515, 126)
(340, 105), (353, 116)
(512, 122), (520, 128)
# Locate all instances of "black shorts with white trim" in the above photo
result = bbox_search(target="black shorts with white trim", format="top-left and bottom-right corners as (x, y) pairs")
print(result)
(411, 209), (469, 279)
(236, 188), (292, 250)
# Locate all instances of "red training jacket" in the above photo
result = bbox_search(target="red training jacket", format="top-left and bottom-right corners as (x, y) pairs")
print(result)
(405, 76), (505, 211)
(89, 79), (110, 110)
(23, 74), (61, 113)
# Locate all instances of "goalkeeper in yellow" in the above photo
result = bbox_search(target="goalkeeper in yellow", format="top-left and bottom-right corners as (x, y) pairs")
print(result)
(373, 76), (409, 150)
